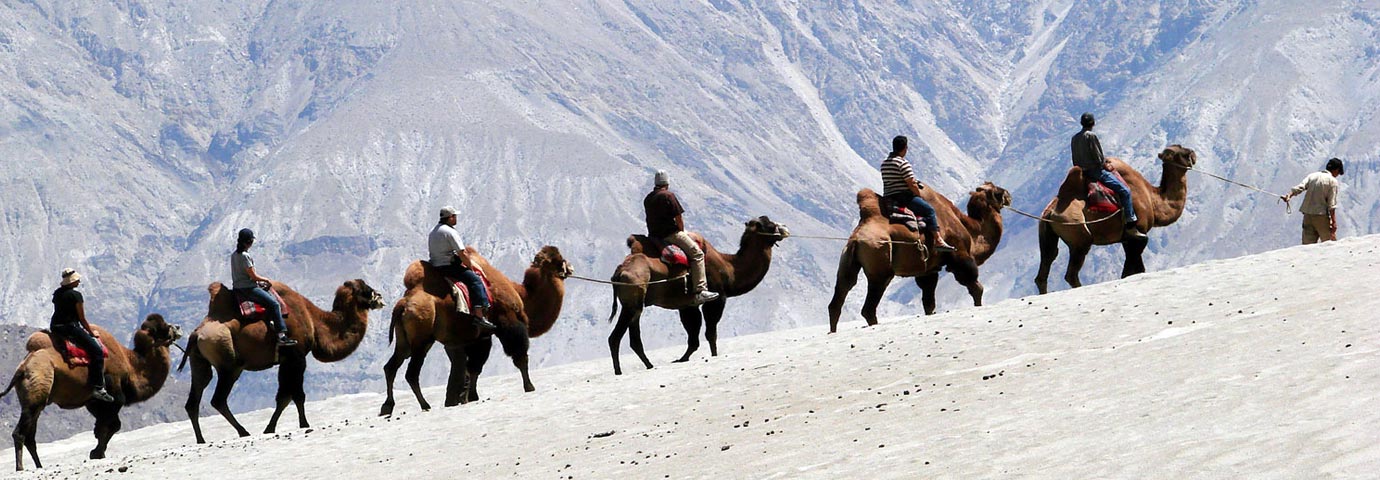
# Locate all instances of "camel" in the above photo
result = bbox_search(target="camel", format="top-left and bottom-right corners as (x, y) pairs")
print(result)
(607, 216), (790, 375)
(379, 246), (573, 416)
(2, 314), (182, 471)
(180, 278), (384, 444)
(1034, 145), (1197, 293)
(827, 183), (1011, 332)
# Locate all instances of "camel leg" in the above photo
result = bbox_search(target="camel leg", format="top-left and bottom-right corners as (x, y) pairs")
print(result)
(827, 243), (862, 333)
(443, 344), (470, 407)
(405, 341), (434, 411)
(609, 302), (651, 375)
(185, 352), (214, 444)
(860, 271), (893, 326)
(463, 337), (493, 403)
(209, 366), (251, 438)
(87, 401), (122, 459)
(495, 323), (535, 393)
(265, 349), (307, 434)
(1064, 244), (1092, 289)
(916, 273), (940, 315)
(1034, 222), (1060, 294)
(1121, 236), (1149, 278)
(702, 298), (726, 357)
(950, 256), (984, 307)
(12, 405), (42, 471)
(675, 307), (703, 363)
(379, 343), (410, 416)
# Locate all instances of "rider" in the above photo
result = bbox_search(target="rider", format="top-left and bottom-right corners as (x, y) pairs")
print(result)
(231, 228), (297, 347)
(429, 206), (497, 330)
(880, 136), (957, 252)
(1071, 113), (1147, 239)
(645, 171), (720, 305)
(50, 268), (115, 402)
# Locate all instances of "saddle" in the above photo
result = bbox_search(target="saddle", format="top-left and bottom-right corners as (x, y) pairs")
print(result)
(40, 329), (108, 366)
(420, 261), (494, 316)
(233, 285), (290, 322)
(1083, 171), (1129, 215)
(878, 198), (925, 232)
(629, 235), (692, 268)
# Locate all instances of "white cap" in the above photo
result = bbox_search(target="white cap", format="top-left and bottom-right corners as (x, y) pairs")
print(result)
(439, 206), (458, 219)
(61, 268), (81, 287)
(654, 170), (670, 187)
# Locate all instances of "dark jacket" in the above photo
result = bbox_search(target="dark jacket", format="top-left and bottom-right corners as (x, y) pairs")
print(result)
(644, 187), (685, 238)
(1071, 129), (1107, 172)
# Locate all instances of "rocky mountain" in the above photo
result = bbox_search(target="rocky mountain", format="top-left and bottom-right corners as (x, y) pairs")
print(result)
(2, 0), (1376, 426)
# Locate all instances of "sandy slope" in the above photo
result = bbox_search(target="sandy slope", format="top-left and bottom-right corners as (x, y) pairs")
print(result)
(5, 237), (1379, 479)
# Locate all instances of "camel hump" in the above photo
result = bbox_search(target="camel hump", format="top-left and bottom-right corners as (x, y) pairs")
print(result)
(208, 281), (225, 296)
(856, 188), (883, 220)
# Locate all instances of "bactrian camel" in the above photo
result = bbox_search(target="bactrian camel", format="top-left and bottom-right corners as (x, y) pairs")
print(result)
(828, 183), (1011, 332)
(1034, 145), (1196, 293)
(607, 216), (790, 375)
(2, 314), (182, 471)
(380, 246), (573, 416)
(181, 279), (384, 444)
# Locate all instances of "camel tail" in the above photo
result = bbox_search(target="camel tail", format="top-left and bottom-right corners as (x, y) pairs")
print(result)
(0, 368), (23, 398)
(388, 301), (405, 345)
(177, 334), (198, 373)
(606, 284), (620, 324)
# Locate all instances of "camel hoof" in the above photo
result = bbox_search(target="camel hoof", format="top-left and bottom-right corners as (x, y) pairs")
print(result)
(299, 421), (310, 429)
(379, 404), (394, 417)
(237, 430), (251, 438)
(614, 370), (623, 376)
(672, 358), (690, 364)
(89, 451), (105, 460)
(523, 385), (536, 393)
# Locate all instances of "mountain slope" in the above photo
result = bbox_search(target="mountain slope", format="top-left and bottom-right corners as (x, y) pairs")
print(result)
(7, 235), (1378, 478)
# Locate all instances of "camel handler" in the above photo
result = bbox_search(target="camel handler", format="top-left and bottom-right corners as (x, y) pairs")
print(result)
(645, 171), (721, 305)
(231, 228), (297, 347)
(880, 136), (957, 252)
(429, 206), (497, 330)
(50, 268), (115, 402)
(1282, 158), (1343, 244)
(1072, 113), (1147, 239)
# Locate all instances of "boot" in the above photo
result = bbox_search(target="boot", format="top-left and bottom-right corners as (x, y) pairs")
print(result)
(928, 230), (957, 252)
(692, 290), (721, 306)
(276, 331), (298, 347)
(90, 386), (115, 403)
(1123, 222), (1147, 239)
(471, 306), (497, 330)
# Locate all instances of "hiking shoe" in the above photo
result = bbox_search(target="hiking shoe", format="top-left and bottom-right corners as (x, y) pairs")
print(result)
(933, 239), (958, 253)
(692, 290), (721, 305)
(471, 315), (497, 330)
(90, 387), (115, 403)
(276, 333), (298, 347)
(1123, 223), (1148, 239)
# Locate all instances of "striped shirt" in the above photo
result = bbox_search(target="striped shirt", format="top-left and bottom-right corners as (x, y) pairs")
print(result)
(880, 155), (916, 197)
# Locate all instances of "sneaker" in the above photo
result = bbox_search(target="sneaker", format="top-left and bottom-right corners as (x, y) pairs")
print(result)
(90, 387), (115, 403)
(276, 333), (298, 347)
(692, 290), (721, 305)
(1123, 223), (1148, 239)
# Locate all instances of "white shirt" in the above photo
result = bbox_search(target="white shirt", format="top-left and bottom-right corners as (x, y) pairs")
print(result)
(1289, 171), (1339, 216)
(428, 223), (466, 266)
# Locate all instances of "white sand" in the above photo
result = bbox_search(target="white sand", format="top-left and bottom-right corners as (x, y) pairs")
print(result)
(6, 237), (1379, 479)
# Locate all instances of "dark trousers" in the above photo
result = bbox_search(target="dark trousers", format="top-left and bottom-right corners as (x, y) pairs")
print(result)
(437, 264), (490, 309)
(235, 287), (287, 333)
(885, 193), (940, 233)
(51, 323), (104, 388)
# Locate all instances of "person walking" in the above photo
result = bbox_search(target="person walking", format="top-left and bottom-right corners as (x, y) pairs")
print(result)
(1282, 158), (1344, 244)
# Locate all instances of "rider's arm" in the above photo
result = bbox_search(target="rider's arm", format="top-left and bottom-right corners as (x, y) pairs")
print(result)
(906, 177), (924, 197)
(75, 301), (98, 338)
(245, 266), (272, 285)
(1091, 135), (1111, 171)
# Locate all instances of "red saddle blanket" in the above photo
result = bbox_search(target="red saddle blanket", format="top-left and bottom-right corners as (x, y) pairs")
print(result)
(447, 268), (494, 314)
(235, 288), (289, 320)
(56, 337), (108, 366)
(880, 200), (926, 232)
(631, 235), (694, 268)
(1086, 172), (1129, 215)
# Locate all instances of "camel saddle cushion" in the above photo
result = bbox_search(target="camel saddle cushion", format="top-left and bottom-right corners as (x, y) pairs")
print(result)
(879, 198), (925, 232)
(629, 235), (692, 268)
(233, 287), (290, 321)
(1086, 172), (1129, 215)
(41, 329), (108, 366)
(448, 268), (493, 316)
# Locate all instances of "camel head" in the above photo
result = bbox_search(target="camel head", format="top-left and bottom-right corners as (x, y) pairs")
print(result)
(974, 182), (1012, 210)
(1158, 145), (1198, 170)
(333, 279), (387, 313)
(531, 245), (575, 279)
(133, 313), (183, 354)
(745, 215), (790, 243)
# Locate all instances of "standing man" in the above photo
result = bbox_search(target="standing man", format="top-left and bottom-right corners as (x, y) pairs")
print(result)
(50, 268), (115, 402)
(429, 206), (497, 329)
(1071, 113), (1147, 239)
(1282, 158), (1344, 244)
(880, 136), (957, 252)
(645, 171), (720, 305)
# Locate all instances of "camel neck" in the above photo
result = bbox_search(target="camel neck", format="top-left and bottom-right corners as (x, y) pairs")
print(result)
(720, 232), (775, 297)
(311, 308), (369, 363)
(964, 196), (1005, 264)
(125, 336), (172, 403)
(1152, 166), (1190, 226)
(522, 268), (565, 338)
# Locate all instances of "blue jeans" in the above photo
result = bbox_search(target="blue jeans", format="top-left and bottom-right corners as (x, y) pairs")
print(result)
(885, 193), (940, 233)
(51, 324), (105, 388)
(438, 264), (490, 309)
(1089, 168), (1138, 223)
(235, 287), (287, 333)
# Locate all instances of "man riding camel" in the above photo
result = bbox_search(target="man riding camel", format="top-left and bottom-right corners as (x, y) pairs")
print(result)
(645, 171), (720, 305)
(880, 136), (957, 252)
(429, 206), (497, 330)
(50, 268), (115, 402)
(1071, 113), (1146, 239)
(231, 228), (297, 347)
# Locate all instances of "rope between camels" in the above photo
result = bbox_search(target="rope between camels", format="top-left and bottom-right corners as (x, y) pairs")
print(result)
(567, 273), (687, 287)
(761, 231), (926, 246)
(1005, 206), (1123, 226)
(1186, 166), (1293, 214)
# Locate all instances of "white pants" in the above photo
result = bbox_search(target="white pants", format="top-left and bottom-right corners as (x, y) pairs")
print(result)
(664, 231), (708, 293)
